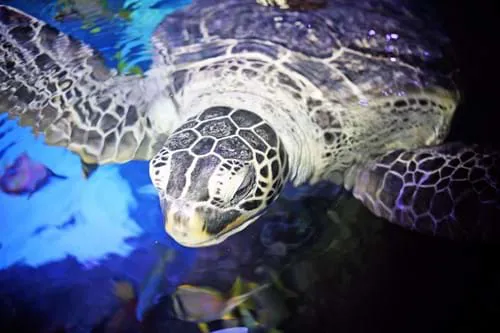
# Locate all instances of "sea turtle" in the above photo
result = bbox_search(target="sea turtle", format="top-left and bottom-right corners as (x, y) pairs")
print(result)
(0, 0), (499, 247)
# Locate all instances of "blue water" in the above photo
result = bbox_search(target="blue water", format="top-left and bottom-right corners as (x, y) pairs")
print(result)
(0, 0), (194, 269)
(0, 2), (201, 329)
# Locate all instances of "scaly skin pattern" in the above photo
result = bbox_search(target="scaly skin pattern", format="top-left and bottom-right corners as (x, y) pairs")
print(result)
(2, 1), (498, 245)
(0, 5), (167, 164)
(348, 143), (500, 242)
(151, 0), (460, 184)
(150, 106), (289, 246)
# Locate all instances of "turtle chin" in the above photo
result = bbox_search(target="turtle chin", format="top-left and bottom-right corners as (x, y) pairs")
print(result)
(163, 201), (261, 247)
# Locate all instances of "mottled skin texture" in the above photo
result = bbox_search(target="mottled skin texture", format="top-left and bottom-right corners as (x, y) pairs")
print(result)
(0, 6), (167, 164)
(146, 0), (462, 245)
(0, 1), (499, 246)
(346, 143), (500, 242)
(150, 106), (289, 245)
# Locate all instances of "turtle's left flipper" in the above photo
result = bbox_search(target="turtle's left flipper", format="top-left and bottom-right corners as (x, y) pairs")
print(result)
(345, 143), (500, 242)
(0, 6), (171, 165)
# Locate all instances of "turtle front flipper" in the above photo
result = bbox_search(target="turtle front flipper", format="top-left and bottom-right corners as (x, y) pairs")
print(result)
(0, 5), (169, 165)
(345, 143), (500, 242)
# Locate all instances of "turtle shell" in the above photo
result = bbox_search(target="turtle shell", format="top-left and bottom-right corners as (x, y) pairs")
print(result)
(150, 0), (457, 102)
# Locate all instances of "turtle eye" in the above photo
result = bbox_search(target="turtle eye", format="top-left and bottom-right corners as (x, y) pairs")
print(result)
(230, 168), (256, 205)
(209, 162), (256, 206)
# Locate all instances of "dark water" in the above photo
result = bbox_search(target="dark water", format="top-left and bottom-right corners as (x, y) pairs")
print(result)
(0, 0), (499, 333)
(302, 1), (500, 332)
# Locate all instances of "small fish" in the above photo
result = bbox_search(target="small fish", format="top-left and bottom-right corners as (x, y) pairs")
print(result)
(172, 278), (270, 325)
(259, 267), (299, 299)
(234, 267), (295, 331)
(136, 247), (176, 320)
(0, 153), (67, 197)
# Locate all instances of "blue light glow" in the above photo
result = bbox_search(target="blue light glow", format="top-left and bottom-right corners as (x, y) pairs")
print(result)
(0, 0), (194, 274)
(0, 115), (143, 269)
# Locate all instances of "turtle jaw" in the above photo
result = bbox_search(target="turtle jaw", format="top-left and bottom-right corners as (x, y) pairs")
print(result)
(164, 201), (261, 248)
(165, 207), (211, 247)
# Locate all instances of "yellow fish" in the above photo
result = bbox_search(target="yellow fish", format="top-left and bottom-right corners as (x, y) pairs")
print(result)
(172, 278), (270, 325)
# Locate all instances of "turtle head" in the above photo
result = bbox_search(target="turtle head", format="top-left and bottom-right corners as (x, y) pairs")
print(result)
(149, 106), (290, 247)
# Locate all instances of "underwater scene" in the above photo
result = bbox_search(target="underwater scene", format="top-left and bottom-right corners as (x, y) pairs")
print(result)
(0, 0), (499, 332)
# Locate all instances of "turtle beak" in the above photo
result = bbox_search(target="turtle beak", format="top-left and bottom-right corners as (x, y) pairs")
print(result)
(164, 202), (214, 247)
(163, 200), (257, 247)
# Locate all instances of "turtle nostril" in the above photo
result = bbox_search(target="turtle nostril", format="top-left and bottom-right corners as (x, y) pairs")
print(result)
(172, 211), (190, 228)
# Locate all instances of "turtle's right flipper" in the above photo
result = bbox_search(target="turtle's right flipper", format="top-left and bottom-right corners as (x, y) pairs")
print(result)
(0, 5), (163, 164)
(345, 143), (500, 243)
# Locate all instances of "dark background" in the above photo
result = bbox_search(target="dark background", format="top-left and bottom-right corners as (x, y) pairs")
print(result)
(288, 2), (500, 333)
(440, 0), (499, 149)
